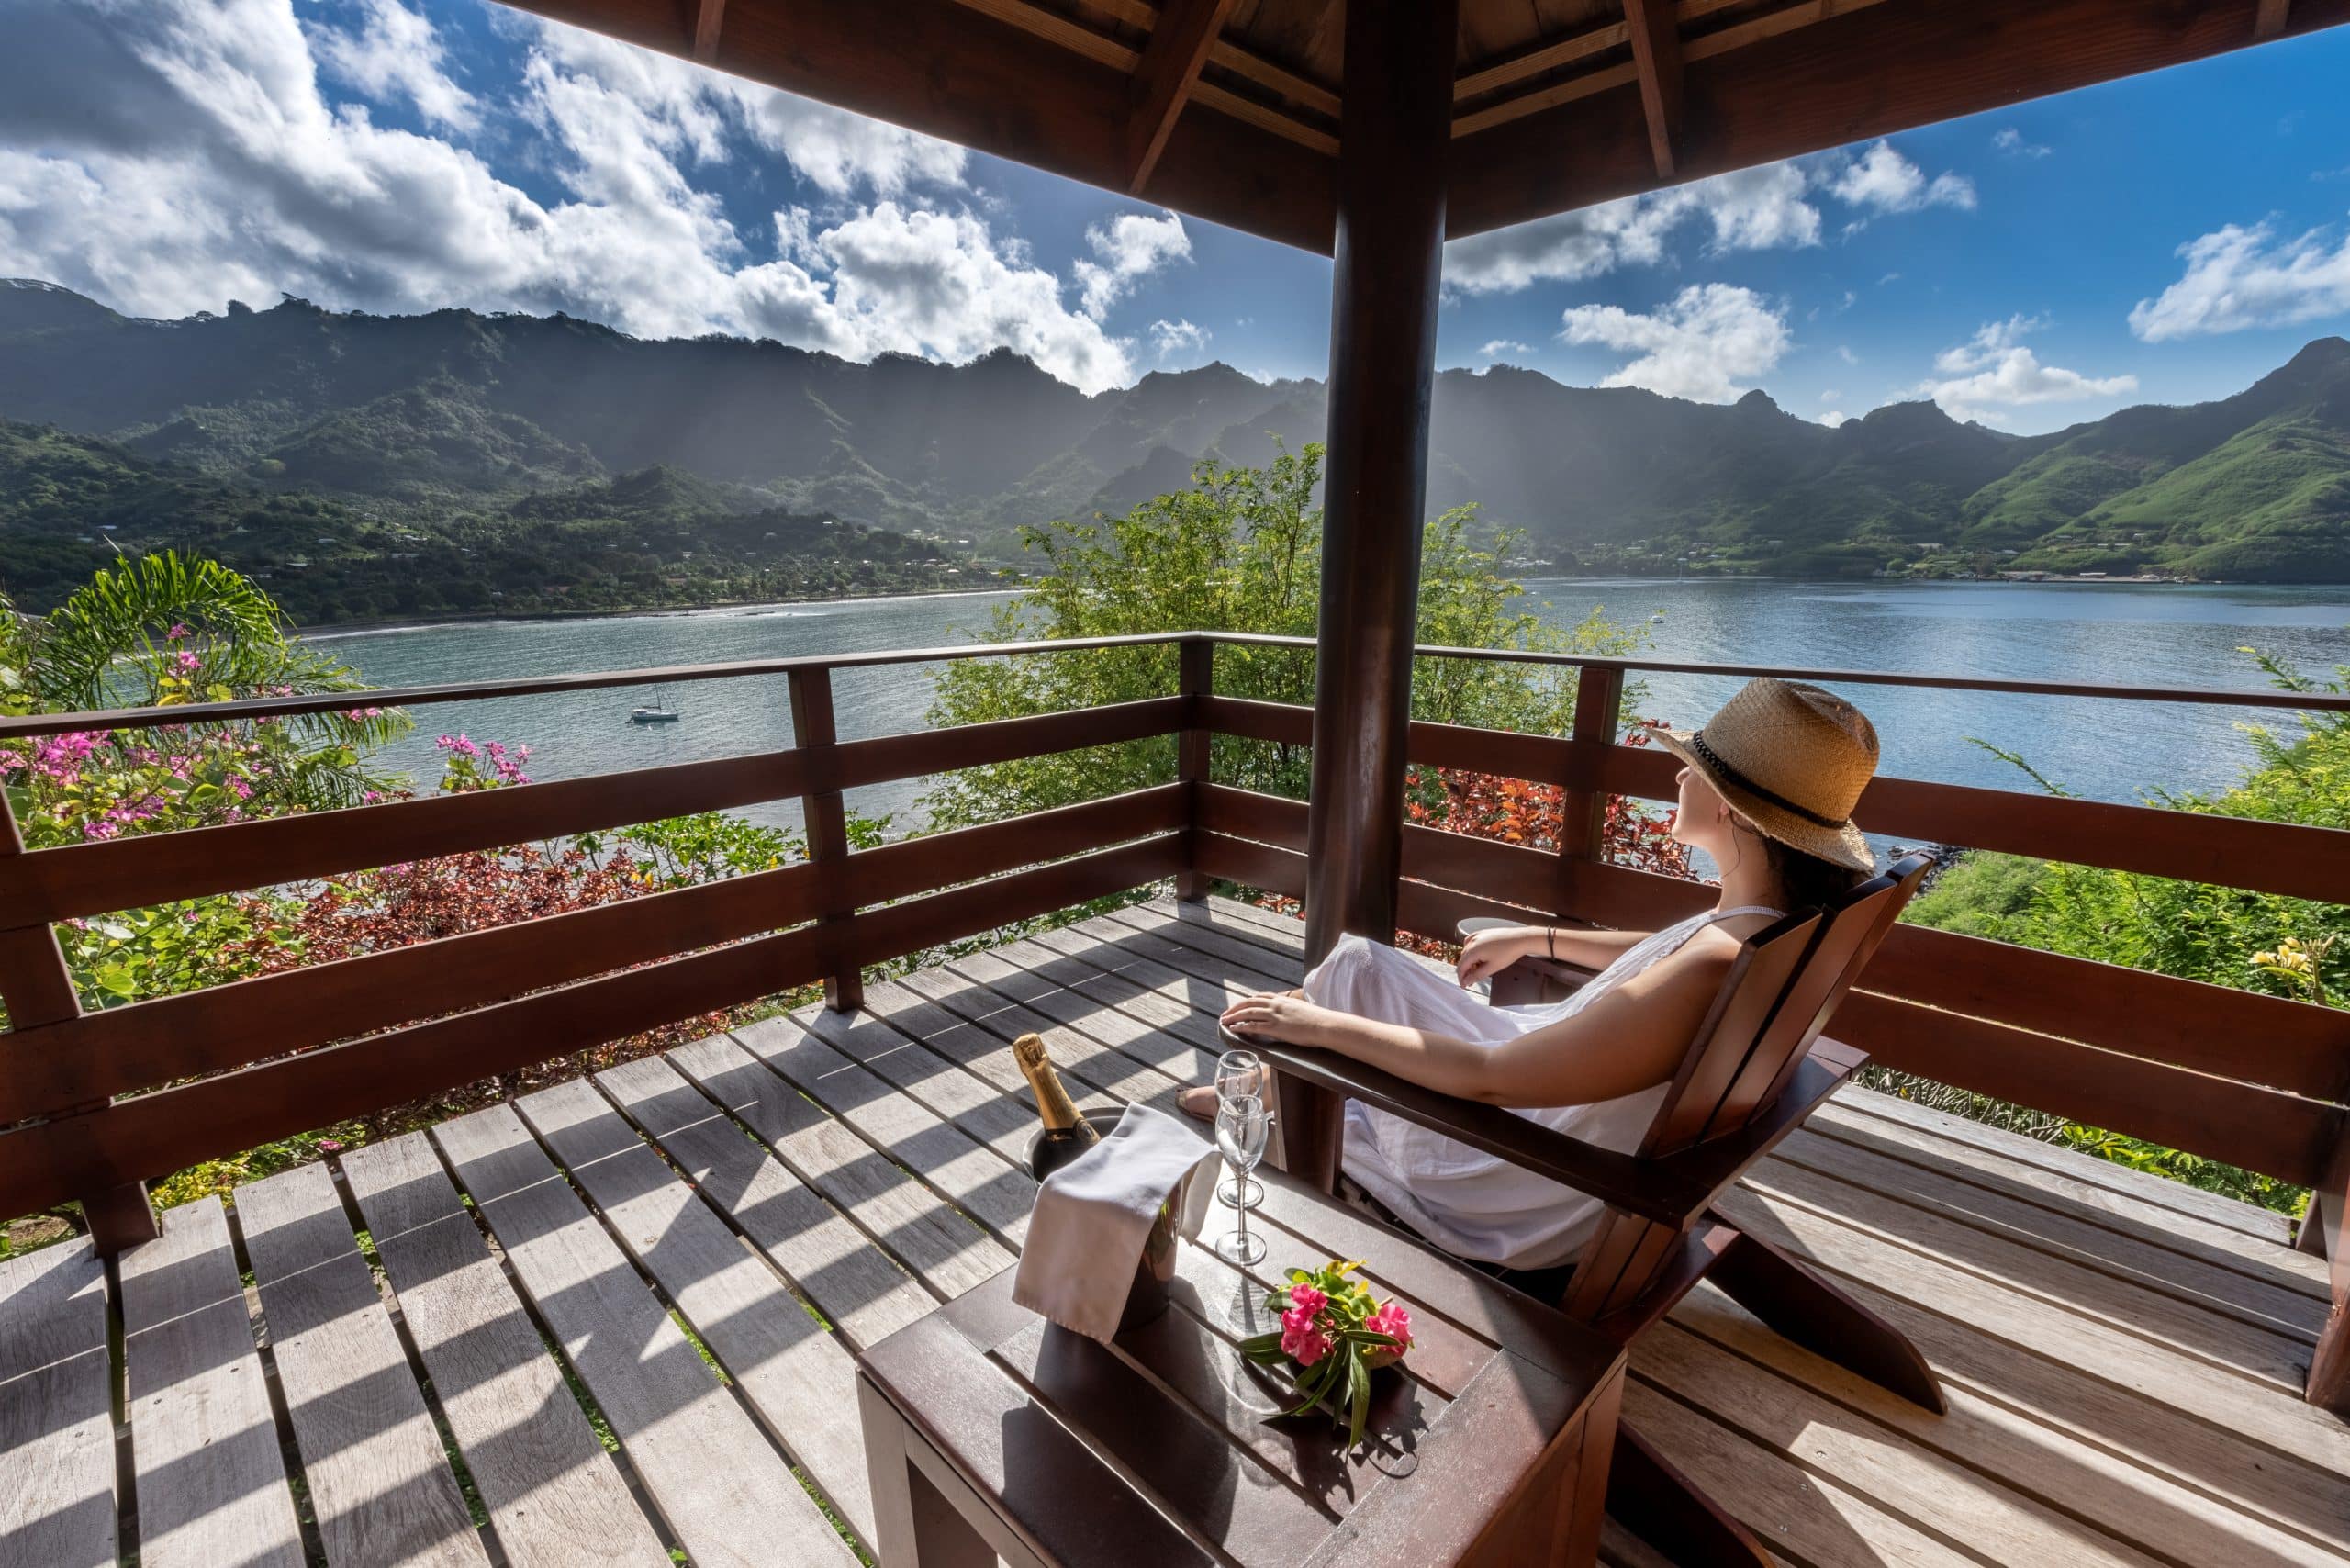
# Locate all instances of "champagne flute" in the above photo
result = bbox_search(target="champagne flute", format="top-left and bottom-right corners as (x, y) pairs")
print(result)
(1214, 1094), (1269, 1264)
(1214, 1048), (1268, 1210)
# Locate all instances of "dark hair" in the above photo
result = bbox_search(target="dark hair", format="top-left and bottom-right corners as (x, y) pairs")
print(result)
(1760, 834), (1867, 913)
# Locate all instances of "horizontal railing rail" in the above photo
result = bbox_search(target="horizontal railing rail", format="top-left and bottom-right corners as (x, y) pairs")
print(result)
(0, 632), (1194, 738)
(1192, 681), (2350, 1189)
(3, 627), (2345, 1238)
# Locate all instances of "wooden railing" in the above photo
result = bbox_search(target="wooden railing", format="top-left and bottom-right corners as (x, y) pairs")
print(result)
(3, 631), (2347, 1253)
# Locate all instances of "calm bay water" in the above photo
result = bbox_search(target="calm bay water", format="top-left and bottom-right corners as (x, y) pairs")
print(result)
(314, 579), (2350, 835)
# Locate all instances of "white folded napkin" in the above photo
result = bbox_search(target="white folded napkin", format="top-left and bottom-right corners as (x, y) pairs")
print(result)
(1012, 1103), (1220, 1342)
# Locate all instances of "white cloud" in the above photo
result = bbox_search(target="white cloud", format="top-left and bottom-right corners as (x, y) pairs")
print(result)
(524, 23), (967, 197)
(1558, 284), (1790, 402)
(1826, 140), (1976, 214)
(1445, 162), (1820, 295)
(807, 203), (1136, 391)
(1479, 338), (1533, 359)
(1933, 313), (2045, 373)
(1837, 344), (1860, 364)
(1072, 210), (1189, 321)
(0, 0), (1169, 391)
(1915, 315), (2135, 418)
(1819, 387), (1841, 402)
(310, 0), (476, 132)
(1444, 189), (1693, 294)
(1445, 141), (1969, 295)
(1993, 128), (2051, 159)
(2129, 219), (2350, 341)
(1148, 317), (1209, 358)
(1818, 410), (1849, 428)
(1694, 162), (1820, 251)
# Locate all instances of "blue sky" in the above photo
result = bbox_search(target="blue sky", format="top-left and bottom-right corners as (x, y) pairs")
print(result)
(6, 0), (2350, 433)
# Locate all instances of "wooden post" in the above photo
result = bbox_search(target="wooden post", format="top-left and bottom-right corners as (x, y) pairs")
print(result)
(0, 782), (157, 1251)
(1284, 0), (1458, 1192)
(2305, 1115), (2350, 1413)
(788, 666), (863, 1013)
(1176, 635), (1213, 902)
(1556, 664), (1626, 923)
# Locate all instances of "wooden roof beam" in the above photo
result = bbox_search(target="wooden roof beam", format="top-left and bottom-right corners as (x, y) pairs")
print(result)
(689, 0), (725, 63)
(1621, 0), (1685, 178)
(1128, 0), (1242, 194)
(1447, 0), (2350, 239)
(2256, 0), (2293, 39)
(491, 0), (1336, 252)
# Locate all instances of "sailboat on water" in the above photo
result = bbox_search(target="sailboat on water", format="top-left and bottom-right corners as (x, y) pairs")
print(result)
(629, 691), (682, 724)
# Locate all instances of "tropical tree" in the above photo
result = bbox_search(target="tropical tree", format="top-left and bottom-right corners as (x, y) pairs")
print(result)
(922, 444), (1647, 828)
(2, 554), (409, 830)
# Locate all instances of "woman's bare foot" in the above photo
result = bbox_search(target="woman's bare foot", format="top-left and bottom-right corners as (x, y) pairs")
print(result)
(1177, 1085), (1218, 1122)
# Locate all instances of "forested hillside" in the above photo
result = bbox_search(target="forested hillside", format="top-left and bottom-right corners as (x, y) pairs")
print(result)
(4, 278), (2347, 600)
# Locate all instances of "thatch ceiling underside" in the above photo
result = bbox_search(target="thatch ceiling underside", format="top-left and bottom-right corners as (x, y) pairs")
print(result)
(497, 0), (2348, 252)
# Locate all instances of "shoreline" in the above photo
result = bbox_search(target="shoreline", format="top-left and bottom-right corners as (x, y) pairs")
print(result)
(298, 581), (1023, 639)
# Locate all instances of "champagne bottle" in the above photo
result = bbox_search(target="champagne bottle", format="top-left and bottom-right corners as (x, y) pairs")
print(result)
(1016, 1032), (1102, 1180)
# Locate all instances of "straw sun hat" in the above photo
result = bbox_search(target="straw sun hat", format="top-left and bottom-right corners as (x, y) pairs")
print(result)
(1646, 678), (1879, 874)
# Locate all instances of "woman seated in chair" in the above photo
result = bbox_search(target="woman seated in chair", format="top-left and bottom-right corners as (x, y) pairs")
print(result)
(1204, 677), (1882, 1275)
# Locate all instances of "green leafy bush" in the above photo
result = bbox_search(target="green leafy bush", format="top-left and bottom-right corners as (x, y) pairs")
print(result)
(921, 443), (1644, 827)
(1897, 644), (2350, 1215)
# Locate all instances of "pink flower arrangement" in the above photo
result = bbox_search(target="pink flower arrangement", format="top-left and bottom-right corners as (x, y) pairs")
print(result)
(1240, 1260), (1415, 1448)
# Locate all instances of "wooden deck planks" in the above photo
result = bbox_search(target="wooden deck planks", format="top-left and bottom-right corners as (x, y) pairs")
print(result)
(510, 1076), (877, 1551)
(594, 1052), (935, 1349)
(1633, 1315), (2169, 1567)
(337, 1133), (670, 1568)
(1806, 1096), (2329, 1297)
(15, 897), (2343, 1568)
(1715, 1180), (2350, 1495)
(944, 941), (1222, 1084)
(727, 1014), (1039, 1247)
(431, 1103), (853, 1568)
(116, 1198), (306, 1568)
(1621, 1377), (1979, 1568)
(666, 1031), (1018, 1297)
(1108, 902), (2350, 1565)
(895, 961), (1187, 1111)
(949, 940), (1231, 1086)
(1828, 1085), (2298, 1245)
(234, 1162), (491, 1568)
(1665, 1279), (2350, 1568)
(1743, 1150), (2317, 1392)
(1769, 1123), (2324, 1342)
(795, 986), (1056, 1165)
(0, 1238), (116, 1568)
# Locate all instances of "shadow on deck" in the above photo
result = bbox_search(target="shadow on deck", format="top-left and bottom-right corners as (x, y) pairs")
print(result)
(3, 896), (2340, 1568)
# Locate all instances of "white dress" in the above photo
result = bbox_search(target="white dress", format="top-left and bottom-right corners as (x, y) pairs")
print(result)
(1308, 907), (1783, 1270)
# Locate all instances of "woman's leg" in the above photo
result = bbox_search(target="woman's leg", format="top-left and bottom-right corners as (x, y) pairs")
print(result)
(1184, 936), (1522, 1119)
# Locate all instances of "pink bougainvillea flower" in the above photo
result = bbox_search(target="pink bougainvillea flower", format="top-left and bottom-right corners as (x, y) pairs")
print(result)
(1280, 1305), (1335, 1366)
(1362, 1301), (1414, 1368)
(165, 622), (190, 641)
(1288, 1282), (1327, 1316)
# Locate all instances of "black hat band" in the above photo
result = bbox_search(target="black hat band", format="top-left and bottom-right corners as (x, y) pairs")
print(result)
(1688, 730), (1847, 831)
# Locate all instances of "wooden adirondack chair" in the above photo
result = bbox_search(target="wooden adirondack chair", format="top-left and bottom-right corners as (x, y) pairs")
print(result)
(1234, 854), (1938, 1564)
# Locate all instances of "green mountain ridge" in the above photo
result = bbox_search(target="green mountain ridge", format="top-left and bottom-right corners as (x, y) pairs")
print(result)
(3, 280), (2347, 594)
(0, 407), (968, 622)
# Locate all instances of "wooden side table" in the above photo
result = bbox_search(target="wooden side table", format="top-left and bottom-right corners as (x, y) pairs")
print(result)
(857, 1174), (1625, 1567)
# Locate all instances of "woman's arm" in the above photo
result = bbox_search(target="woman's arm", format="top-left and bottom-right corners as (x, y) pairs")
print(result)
(1456, 924), (1655, 985)
(1222, 940), (1733, 1108)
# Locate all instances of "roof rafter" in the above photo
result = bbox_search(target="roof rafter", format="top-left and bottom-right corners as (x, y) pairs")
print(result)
(496, 0), (1337, 250)
(1621, 0), (1686, 178)
(689, 0), (726, 62)
(1447, 0), (2350, 239)
(1128, 0), (1243, 194)
(2256, 0), (2293, 39)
